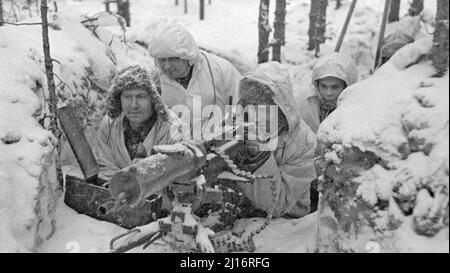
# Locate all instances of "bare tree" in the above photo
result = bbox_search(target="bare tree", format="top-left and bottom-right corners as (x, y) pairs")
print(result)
(272, 0), (286, 62)
(388, 0), (400, 23)
(308, 0), (328, 56)
(40, 0), (62, 184)
(258, 0), (271, 63)
(117, 0), (130, 27)
(0, 0), (3, 26)
(432, 0), (449, 77)
(409, 0), (424, 16)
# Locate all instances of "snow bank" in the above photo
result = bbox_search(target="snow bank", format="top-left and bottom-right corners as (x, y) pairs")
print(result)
(0, 24), (59, 253)
(0, 11), (156, 252)
(315, 37), (449, 252)
(37, 199), (127, 253)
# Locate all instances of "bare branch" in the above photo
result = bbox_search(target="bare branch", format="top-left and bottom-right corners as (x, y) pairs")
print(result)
(0, 21), (41, 26)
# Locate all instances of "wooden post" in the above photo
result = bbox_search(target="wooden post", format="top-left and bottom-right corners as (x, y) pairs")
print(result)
(257, 0), (271, 63)
(336, 0), (342, 10)
(41, 0), (63, 185)
(175, 0), (179, 6)
(335, 0), (357, 52)
(200, 0), (205, 20)
(184, 0), (188, 14)
(388, 0), (401, 23)
(374, 0), (391, 69)
(272, 0), (286, 62)
(58, 105), (100, 182)
(432, 0), (449, 77)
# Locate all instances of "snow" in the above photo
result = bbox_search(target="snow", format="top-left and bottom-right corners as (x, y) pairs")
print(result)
(0, 7), (155, 252)
(317, 36), (448, 251)
(37, 199), (126, 253)
(355, 165), (394, 206)
(0, 0), (446, 253)
(254, 213), (318, 253)
(318, 38), (439, 162)
(0, 21), (60, 252)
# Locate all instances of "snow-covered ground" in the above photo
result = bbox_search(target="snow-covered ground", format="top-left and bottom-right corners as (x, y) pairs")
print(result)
(1, 0), (446, 253)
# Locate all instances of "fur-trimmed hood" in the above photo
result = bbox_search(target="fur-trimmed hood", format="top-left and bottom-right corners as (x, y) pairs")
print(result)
(106, 65), (169, 121)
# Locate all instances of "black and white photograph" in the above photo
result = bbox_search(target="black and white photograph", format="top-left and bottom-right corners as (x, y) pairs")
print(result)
(0, 0), (448, 259)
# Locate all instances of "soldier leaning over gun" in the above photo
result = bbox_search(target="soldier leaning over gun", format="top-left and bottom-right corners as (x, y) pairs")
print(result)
(233, 62), (317, 218)
(155, 62), (317, 219)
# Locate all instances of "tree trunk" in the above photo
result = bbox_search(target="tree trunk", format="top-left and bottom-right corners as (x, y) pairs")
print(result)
(200, 0), (205, 20)
(117, 0), (131, 27)
(272, 0), (286, 62)
(40, 0), (62, 185)
(409, 0), (424, 16)
(258, 0), (271, 63)
(307, 0), (328, 56)
(388, 0), (401, 23)
(105, 1), (110, 12)
(0, 0), (3, 26)
(432, 0), (449, 77)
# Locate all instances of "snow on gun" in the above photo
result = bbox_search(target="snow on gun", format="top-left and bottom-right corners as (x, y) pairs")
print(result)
(97, 141), (208, 216)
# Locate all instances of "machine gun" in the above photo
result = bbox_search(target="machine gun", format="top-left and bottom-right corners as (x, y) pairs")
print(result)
(99, 123), (276, 253)
(59, 103), (275, 253)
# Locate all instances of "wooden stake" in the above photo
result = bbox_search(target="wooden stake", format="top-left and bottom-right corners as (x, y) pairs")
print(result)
(335, 0), (357, 52)
(374, 0), (391, 70)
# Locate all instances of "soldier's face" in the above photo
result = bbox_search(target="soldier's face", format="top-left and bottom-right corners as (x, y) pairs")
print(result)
(120, 88), (153, 127)
(155, 57), (190, 80)
(317, 77), (347, 102)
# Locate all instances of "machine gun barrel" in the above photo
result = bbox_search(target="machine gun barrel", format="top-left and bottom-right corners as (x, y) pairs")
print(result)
(102, 142), (207, 212)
